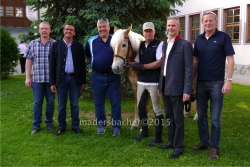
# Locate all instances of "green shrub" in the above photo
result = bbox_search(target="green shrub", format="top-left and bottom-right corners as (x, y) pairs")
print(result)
(0, 28), (19, 79)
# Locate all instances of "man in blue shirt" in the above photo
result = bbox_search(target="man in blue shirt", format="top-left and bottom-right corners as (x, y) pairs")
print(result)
(85, 18), (122, 137)
(192, 12), (235, 160)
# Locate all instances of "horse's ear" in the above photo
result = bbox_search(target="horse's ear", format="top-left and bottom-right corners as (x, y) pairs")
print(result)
(114, 26), (119, 33)
(125, 25), (132, 36)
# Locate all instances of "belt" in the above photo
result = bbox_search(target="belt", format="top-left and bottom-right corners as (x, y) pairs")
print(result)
(64, 72), (74, 76)
(93, 70), (114, 76)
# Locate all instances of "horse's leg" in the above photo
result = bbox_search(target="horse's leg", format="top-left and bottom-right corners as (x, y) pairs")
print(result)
(131, 93), (139, 130)
(128, 69), (139, 130)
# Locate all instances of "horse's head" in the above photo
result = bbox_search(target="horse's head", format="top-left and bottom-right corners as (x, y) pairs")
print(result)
(111, 26), (145, 74)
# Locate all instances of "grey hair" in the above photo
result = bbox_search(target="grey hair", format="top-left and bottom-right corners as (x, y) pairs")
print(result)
(202, 11), (217, 21)
(167, 16), (180, 26)
(97, 18), (110, 26)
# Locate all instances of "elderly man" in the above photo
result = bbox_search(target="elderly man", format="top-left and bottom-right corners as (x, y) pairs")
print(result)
(129, 22), (164, 147)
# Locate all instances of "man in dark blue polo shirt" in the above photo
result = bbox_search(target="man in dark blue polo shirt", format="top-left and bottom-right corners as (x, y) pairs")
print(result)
(192, 11), (235, 160)
(85, 18), (122, 137)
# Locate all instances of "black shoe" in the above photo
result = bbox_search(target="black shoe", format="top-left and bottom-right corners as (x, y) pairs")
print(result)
(47, 124), (54, 131)
(135, 130), (149, 141)
(55, 129), (66, 136)
(159, 142), (173, 149)
(31, 128), (40, 134)
(148, 138), (163, 147)
(169, 150), (183, 159)
(72, 128), (82, 134)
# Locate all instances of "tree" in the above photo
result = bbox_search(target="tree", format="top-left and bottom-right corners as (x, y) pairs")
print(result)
(24, 0), (185, 44)
(0, 28), (19, 79)
(22, 0), (185, 97)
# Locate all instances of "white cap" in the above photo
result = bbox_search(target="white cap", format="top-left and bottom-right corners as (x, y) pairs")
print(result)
(143, 22), (155, 31)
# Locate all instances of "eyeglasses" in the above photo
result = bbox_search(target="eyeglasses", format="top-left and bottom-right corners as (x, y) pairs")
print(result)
(40, 28), (50, 30)
(64, 28), (74, 32)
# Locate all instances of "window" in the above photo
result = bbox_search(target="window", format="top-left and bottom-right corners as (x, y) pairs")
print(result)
(0, 6), (3, 17)
(5, 6), (13, 17)
(225, 7), (240, 42)
(247, 4), (250, 43)
(190, 14), (200, 43)
(212, 10), (218, 29)
(179, 17), (185, 38)
(16, 7), (23, 17)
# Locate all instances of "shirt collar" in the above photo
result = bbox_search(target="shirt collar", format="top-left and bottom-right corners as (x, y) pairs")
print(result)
(201, 28), (219, 38)
(63, 38), (72, 46)
(97, 34), (112, 42)
(38, 37), (54, 43)
(167, 35), (181, 43)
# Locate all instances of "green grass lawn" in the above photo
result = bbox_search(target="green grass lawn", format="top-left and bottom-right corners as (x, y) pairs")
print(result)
(1, 75), (250, 166)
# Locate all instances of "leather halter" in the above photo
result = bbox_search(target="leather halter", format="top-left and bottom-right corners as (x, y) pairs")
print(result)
(113, 36), (131, 67)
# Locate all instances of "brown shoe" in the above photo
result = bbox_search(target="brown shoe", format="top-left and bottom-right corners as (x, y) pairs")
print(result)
(208, 148), (219, 160)
(192, 142), (209, 151)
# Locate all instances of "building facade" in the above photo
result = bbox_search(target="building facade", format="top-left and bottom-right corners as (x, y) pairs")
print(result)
(0, 0), (32, 42)
(174, 0), (250, 76)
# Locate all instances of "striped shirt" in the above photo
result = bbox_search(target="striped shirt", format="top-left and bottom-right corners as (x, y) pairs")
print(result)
(24, 38), (56, 83)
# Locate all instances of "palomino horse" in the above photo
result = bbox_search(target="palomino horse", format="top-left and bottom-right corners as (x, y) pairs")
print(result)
(111, 26), (146, 130)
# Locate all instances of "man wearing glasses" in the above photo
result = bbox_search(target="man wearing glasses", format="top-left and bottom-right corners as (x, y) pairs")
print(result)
(24, 22), (56, 134)
(49, 23), (86, 136)
(85, 18), (122, 137)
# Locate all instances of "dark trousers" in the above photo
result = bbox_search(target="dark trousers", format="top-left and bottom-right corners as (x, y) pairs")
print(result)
(162, 95), (184, 151)
(20, 54), (26, 73)
(57, 75), (81, 129)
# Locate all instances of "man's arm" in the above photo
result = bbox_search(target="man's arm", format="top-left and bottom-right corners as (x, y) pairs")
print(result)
(183, 42), (194, 101)
(144, 59), (162, 69)
(25, 59), (33, 87)
(49, 43), (56, 86)
(222, 55), (234, 94)
(226, 55), (234, 79)
(193, 56), (198, 81)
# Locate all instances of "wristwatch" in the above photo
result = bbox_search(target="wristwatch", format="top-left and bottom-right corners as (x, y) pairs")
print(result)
(226, 78), (233, 81)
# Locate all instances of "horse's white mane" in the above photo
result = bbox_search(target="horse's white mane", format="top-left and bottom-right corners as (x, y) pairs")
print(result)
(110, 29), (145, 53)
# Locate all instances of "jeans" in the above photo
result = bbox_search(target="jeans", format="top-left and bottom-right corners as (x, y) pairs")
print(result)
(32, 82), (55, 128)
(91, 72), (122, 129)
(57, 76), (81, 129)
(196, 80), (224, 149)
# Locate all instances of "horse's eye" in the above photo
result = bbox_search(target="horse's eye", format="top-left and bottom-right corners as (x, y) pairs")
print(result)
(122, 43), (127, 47)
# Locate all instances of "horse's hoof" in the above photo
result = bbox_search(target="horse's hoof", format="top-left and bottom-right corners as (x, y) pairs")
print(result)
(193, 113), (198, 120)
(130, 126), (138, 130)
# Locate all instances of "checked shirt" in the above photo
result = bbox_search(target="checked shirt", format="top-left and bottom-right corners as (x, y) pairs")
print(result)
(24, 38), (56, 83)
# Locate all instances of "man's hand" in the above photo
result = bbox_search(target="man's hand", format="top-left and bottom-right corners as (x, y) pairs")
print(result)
(222, 81), (232, 94)
(50, 85), (57, 93)
(81, 84), (86, 91)
(182, 93), (190, 102)
(25, 78), (32, 88)
(128, 62), (145, 71)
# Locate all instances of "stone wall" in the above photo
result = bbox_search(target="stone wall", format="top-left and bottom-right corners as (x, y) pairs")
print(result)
(226, 64), (250, 76)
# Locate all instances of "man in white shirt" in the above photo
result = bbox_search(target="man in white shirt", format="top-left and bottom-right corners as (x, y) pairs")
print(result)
(18, 41), (27, 73)
(129, 22), (164, 147)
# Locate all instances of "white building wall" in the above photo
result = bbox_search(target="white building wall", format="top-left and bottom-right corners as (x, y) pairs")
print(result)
(174, 0), (250, 68)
